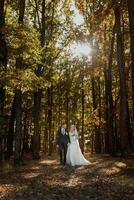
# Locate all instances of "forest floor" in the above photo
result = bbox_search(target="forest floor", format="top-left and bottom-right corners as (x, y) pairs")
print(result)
(0, 154), (134, 200)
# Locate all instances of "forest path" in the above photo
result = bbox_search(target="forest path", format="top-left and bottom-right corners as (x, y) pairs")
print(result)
(0, 154), (134, 200)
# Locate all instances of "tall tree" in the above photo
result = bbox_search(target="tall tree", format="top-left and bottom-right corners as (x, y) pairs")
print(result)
(6, 95), (16, 159)
(107, 25), (116, 155)
(14, 0), (26, 164)
(127, 0), (134, 150)
(33, 0), (46, 159)
(0, 0), (7, 163)
(81, 72), (85, 153)
(114, 1), (130, 155)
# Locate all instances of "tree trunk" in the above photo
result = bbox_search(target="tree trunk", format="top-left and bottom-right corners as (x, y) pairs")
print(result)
(0, 87), (5, 163)
(81, 76), (84, 154)
(66, 94), (69, 129)
(91, 78), (101, 153)
(98, 77), (102, 153)
(0, 0), (7, 163)
(6, 95), (16, 159)
(22, 111), (29, 154)
(104, 69), (109, 153)
(14, 0), (25, 164)
(33, 0), (46, 159)
(14, 90), (22, 164)
(33, 90), (41, 159)
(114, 3), (130, 155)
(43, 108), (48, 154)
(127, 0), (134, 150)
(107, 25), (116, 155)
(48, 86), (53, 156)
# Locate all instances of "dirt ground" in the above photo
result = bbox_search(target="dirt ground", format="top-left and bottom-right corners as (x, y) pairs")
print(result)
(0, 154), (134, 200)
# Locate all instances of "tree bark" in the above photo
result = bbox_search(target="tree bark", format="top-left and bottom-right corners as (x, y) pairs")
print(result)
(6, 95), (16, 159)
(14, 90), (22, 164)
(48, 86), (53, 156)
(22, 111), (29, 154)
(107, 25), (116, 155)
(91, 78), (101, 153)
(33, 90), (42, 159)
(114, 2), (130, 155)
(98, 77), (102, 153)
(104, 69), (109, 153)
(0, 27), (7, 126)
(81, 76), (84, 154)
(14, 0), (26, 164)
(0, 0), (7, 163)
(127, 0), (134, 150)
(33, 0), (46, 159)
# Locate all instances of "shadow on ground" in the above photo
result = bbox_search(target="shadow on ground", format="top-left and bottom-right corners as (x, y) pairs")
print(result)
(0, 154), (134, 200)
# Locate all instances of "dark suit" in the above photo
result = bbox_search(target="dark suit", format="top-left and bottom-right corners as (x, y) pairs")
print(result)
(56, 128), (70, 165)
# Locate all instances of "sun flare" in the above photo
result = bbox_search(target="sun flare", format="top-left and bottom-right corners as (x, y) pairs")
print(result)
(70, 42), (92, 58)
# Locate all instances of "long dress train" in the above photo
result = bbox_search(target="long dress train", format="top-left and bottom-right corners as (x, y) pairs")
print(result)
(66, 131), (91, 166)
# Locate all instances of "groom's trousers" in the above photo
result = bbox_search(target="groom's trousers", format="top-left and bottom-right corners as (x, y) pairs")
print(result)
(59, 143), (67, 165)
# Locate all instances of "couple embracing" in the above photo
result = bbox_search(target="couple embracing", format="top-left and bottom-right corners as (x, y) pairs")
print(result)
(56, 124), (90, 166)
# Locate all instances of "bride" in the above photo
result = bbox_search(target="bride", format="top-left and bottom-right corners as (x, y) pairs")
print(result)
(66, 125), (91, 166)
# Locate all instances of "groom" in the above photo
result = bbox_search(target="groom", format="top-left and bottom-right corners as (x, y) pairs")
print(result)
(56, 124), (70, 165)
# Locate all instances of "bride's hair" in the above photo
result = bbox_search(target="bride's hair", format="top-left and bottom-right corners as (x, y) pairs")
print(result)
(70, 124), (76, 129)
(70, 124), (76, 130)
(70, 125), (78, 135)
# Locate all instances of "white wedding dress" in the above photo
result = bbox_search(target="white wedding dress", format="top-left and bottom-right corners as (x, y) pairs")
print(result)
(66, 130), (90, 166)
